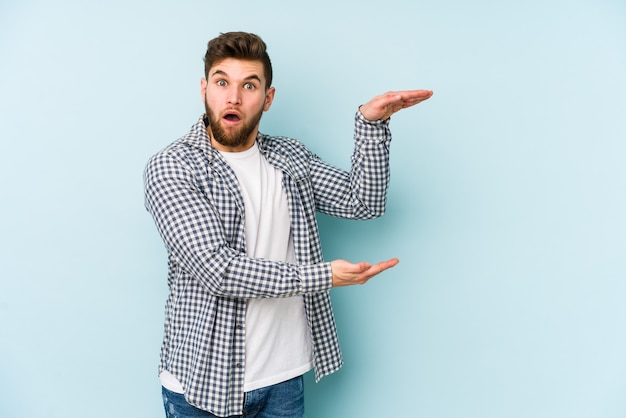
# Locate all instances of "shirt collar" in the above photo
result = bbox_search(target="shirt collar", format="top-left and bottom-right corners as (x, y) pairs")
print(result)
(181, 115), (214, 157)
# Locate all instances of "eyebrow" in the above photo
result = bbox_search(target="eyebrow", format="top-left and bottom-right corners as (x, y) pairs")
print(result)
(211, 69), (262, 84)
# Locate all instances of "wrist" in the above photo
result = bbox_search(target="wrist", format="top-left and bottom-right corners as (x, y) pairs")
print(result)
(356, 108), (390, 125)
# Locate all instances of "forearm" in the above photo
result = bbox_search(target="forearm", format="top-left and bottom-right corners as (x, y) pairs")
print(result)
(144, 152), (332, 299)
(149, 204), (333, 299)
(313, 110), (392, 219)
(213, 252), (332, 298)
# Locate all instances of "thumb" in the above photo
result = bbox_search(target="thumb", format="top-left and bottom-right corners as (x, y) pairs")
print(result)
(354, 261), (372, 273)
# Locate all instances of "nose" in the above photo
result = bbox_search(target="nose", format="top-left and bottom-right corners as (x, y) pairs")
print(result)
(227, 87), (241, 105)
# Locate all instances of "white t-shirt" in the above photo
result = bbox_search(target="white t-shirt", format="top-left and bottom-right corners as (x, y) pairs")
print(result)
(160, 142), (313, 393)
(220, 143), (312, 392)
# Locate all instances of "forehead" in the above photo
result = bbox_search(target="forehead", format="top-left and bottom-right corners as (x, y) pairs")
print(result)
(209, 58), (265, 81)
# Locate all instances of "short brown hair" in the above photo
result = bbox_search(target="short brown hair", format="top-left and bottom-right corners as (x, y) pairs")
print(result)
(203, 32), (273, 88)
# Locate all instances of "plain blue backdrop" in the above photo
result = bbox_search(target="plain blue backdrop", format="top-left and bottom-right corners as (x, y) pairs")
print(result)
(1, 1), (625, 417)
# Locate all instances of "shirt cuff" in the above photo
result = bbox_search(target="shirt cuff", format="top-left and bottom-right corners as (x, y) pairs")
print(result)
(298, 262), (333, 293)
(356, 108), (392, 126)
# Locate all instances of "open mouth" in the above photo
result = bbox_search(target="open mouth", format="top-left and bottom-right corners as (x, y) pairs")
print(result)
(223, 111), (241, 122)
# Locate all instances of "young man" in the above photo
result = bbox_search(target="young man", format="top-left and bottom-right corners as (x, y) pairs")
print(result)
(144, 32), (433, 418)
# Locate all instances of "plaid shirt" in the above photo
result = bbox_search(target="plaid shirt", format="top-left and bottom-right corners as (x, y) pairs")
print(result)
(144, 111), (392, 416)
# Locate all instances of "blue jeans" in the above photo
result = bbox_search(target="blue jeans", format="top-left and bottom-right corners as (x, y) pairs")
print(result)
(162, 375), (305, 418)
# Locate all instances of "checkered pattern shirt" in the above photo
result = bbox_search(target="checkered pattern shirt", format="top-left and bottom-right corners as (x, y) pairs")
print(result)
(144, 111), (392, 416)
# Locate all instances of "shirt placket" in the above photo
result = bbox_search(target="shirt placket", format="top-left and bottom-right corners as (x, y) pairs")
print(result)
(230, 298), (247, 413)
(210, 150), (249, 415)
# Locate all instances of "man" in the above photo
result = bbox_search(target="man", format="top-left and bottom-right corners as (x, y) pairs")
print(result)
(144, 31), (433, 418)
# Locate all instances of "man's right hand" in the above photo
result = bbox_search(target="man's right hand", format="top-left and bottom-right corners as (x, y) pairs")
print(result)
(330, 258), (399, 287)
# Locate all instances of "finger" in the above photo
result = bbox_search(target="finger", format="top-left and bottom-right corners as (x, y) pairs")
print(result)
(395, 89), (434, 99)
(398, 91), (434, 106)
(351, 261), (372, 273)
(375, 91), (433, 117)
(373, 93), (405, 109)
(363, 258), (400, 278)
(375, 257), (400, 271)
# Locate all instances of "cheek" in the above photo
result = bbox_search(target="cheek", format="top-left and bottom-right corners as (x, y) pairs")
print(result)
(204, 85), (222, 104)
(247, 95), (266, 113)
(204, 91), (221, 110)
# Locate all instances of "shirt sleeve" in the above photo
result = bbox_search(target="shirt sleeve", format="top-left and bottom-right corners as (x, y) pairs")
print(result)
(311, 110), (392, 219)
(144, 148), (333, 299)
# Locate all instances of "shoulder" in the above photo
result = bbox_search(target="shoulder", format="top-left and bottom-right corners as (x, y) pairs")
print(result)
(145, 141), (208, 185)
(146, 138), (191, 173)
(145, 118), (211, 176)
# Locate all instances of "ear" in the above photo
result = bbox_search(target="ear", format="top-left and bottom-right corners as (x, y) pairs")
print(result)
(200, 78), (208, 103)
(263, 87), (276, 112)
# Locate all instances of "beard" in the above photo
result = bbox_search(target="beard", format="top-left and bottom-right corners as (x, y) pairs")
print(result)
(205, 102), (264, 149)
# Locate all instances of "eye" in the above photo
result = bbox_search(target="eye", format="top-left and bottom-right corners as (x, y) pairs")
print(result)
(243, 82), (256, 90)
(216, 79), (227, 87)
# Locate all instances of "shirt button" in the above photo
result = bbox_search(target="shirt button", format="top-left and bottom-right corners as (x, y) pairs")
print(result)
(235, 363), (242, 368)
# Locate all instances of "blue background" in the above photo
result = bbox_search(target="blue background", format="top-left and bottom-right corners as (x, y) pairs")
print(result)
(1, 1), (625, 417)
